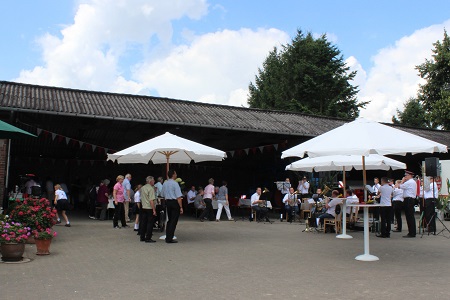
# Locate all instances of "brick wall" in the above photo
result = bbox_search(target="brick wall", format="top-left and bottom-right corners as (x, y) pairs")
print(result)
(0, 140), (7, 207)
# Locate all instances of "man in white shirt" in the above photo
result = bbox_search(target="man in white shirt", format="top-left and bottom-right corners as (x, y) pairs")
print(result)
(424, 177), (438, 234)
(317, 190), (342, 227)
(392, 180), (404, 232)
(186, 185), (197, 216)
(251, 187), (268, 222)
(400, 170), (417, 238)
(377, 177), (393, 238)
(297, 176), (310, 198)
(283, 187), (300, 222)
(345, 189), (359, 215)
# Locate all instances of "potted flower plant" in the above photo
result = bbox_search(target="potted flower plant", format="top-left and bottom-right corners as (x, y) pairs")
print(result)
(34, 227), (57, 255)
(0, 217), (31, 262)
(8, 197), (57, 243)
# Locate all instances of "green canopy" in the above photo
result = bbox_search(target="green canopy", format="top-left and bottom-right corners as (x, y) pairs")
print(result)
(0, 120), (36, 139)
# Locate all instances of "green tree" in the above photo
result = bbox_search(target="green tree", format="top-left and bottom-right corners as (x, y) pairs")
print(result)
(415, 30), (450, 130)
(248, 29), (367, 119)
(392, 97), (430, 128)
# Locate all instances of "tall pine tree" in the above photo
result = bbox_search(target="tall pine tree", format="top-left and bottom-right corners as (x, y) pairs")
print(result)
(248, 30), (366, 119)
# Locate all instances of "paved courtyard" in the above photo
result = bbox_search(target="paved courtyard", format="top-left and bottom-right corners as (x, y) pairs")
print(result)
(1, 211), (449, 300)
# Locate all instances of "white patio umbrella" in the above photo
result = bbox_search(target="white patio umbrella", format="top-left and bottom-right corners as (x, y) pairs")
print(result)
(286, 154), (407, 240)
(285, 154), (406, 173)
(282, 118), (448, 200)
(107, 132), (227, 176)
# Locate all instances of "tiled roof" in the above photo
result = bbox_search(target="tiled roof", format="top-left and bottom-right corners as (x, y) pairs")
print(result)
(0, 80), (449, 146)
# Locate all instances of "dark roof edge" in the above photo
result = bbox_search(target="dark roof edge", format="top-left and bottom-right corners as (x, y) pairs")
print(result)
(383, 122), (450, 134)
(0, 106), (309, 137)
(0, 80), (350, 123)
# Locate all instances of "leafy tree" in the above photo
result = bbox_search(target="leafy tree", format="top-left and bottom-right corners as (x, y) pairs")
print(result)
(392, 97), (430, 128)
(248, 29), (367, 119)
(415, 30), (450, 130)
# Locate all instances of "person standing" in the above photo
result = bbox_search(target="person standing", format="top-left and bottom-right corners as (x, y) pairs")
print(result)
(122, 174), (132, 223)
(392, 180), (403, 232)
(186, 185), (197, 216)
(133, 184), (142, 232)
(154, 177), (163, 198)
(199, 178), (215, 222)
(113, 175), (128, 229)
(140, 177), (157, 243)
(424, 176), (438, 234)
(297, 176), (310, 198)
(377, 177), (393, 238)
(161, 169), (183, 243)
(54, 184), (71, 227)
(97, 179), (110, 221)
(400, 171), (417, 238)
(216, 181), (234, 221)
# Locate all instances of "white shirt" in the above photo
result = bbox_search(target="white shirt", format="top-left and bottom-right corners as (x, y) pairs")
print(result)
(187, 190), (197, 204)
(281, 182), (290, 194)
(392, 187), (404, 202)
(251, 192), (260, 206)
(379, 184), (393, 206)
(373, 183), (381, 194)
(154, 182), (163, 197)
(297, 181), (310, 194)
(55, 189), (67, 200)
(134, 190), (141, 203)
(325, 198), (342, 217)
(283, 193), (299, 206)
(400, 178), (417, 198)
(424, 182), (438, 199)
(345, 195), (359, 214)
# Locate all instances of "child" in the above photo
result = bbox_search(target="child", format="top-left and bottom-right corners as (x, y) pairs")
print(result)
(54, 184), (71, 227)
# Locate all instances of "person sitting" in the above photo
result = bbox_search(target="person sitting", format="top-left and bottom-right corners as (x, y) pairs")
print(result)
(317, 190), (342, 228)
(283, 187), (300, 222)
(308, 188), (324, 205)
(194, 187), (205, 213)
(345, 189), (359, 216)
(251, 187), (269, 222)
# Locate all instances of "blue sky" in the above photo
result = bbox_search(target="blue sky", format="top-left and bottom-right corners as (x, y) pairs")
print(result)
(1, 0), (450, 122)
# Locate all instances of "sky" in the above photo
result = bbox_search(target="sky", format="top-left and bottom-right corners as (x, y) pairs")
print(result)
(1, 0), (450, 123)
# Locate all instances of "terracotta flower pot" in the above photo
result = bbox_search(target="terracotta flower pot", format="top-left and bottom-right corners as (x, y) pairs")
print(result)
(35, 238), (52, 255)
(1, 243), (25, 262)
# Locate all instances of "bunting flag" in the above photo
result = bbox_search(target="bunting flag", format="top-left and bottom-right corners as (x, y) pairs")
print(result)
(229, 150), (235, 157)
(244, 148), (249, 155)
(258, 146), (264, 153)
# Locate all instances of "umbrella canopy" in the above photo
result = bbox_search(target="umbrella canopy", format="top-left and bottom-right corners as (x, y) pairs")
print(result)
(281, 118), (447, 159)
(0, 120), (36, 139)
(107, 132), (226, 165)
(285, 154), (406, 172)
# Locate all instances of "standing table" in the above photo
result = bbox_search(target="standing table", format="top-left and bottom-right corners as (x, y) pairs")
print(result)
(346, 203), (383, 261)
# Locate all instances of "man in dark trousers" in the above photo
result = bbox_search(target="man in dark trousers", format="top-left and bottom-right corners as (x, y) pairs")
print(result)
(161, 170), (183, 243)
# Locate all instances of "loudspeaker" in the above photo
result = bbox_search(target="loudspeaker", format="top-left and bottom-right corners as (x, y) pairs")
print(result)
(425, 157), (439, 177)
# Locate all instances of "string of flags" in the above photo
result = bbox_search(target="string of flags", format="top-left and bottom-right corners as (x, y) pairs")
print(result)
(225, 141), (287, 158)
(35, 128), (117, 154)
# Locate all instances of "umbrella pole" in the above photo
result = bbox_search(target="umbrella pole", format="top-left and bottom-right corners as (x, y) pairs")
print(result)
(362, 156), (367, 202)
(343, 166), (347, 197)
(166, 155), (169, 180)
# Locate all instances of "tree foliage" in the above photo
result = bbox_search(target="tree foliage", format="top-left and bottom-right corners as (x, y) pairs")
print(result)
(392, 97), (430, 128)
(248, 30), (366, 119)
(415, 30), (450, 130)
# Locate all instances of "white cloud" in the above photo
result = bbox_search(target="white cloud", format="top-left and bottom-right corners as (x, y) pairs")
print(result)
(133, 28), (289, 106)
(358, 20), (450, 123)
(16, 0), (208, 92)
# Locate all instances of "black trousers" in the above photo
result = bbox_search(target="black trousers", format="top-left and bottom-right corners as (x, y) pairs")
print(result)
(392, 201), (403, 231)
(113, 202), (126, 227)
(199, 198), (214, 220)
(380, 206), (392, 237)
(99, 202), (108, 220)
(404, 197), (416, 236)
(165, 200), (180, 242)
(424, 198), (436, 233)
(140, 209), (156, 240)
(253, 206), (268, 221)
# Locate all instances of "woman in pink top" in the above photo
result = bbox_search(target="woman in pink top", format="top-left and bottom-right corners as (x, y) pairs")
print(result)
(199, 178), (215, 222)
(113, 175), (128, 229)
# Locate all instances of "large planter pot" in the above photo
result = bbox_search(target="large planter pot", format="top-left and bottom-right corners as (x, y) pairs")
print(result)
(35, 238), (52, 255)
(1, 243), (25, 262)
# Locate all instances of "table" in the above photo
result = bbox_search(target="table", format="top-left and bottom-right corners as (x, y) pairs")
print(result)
(346, 203), (383, 262)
